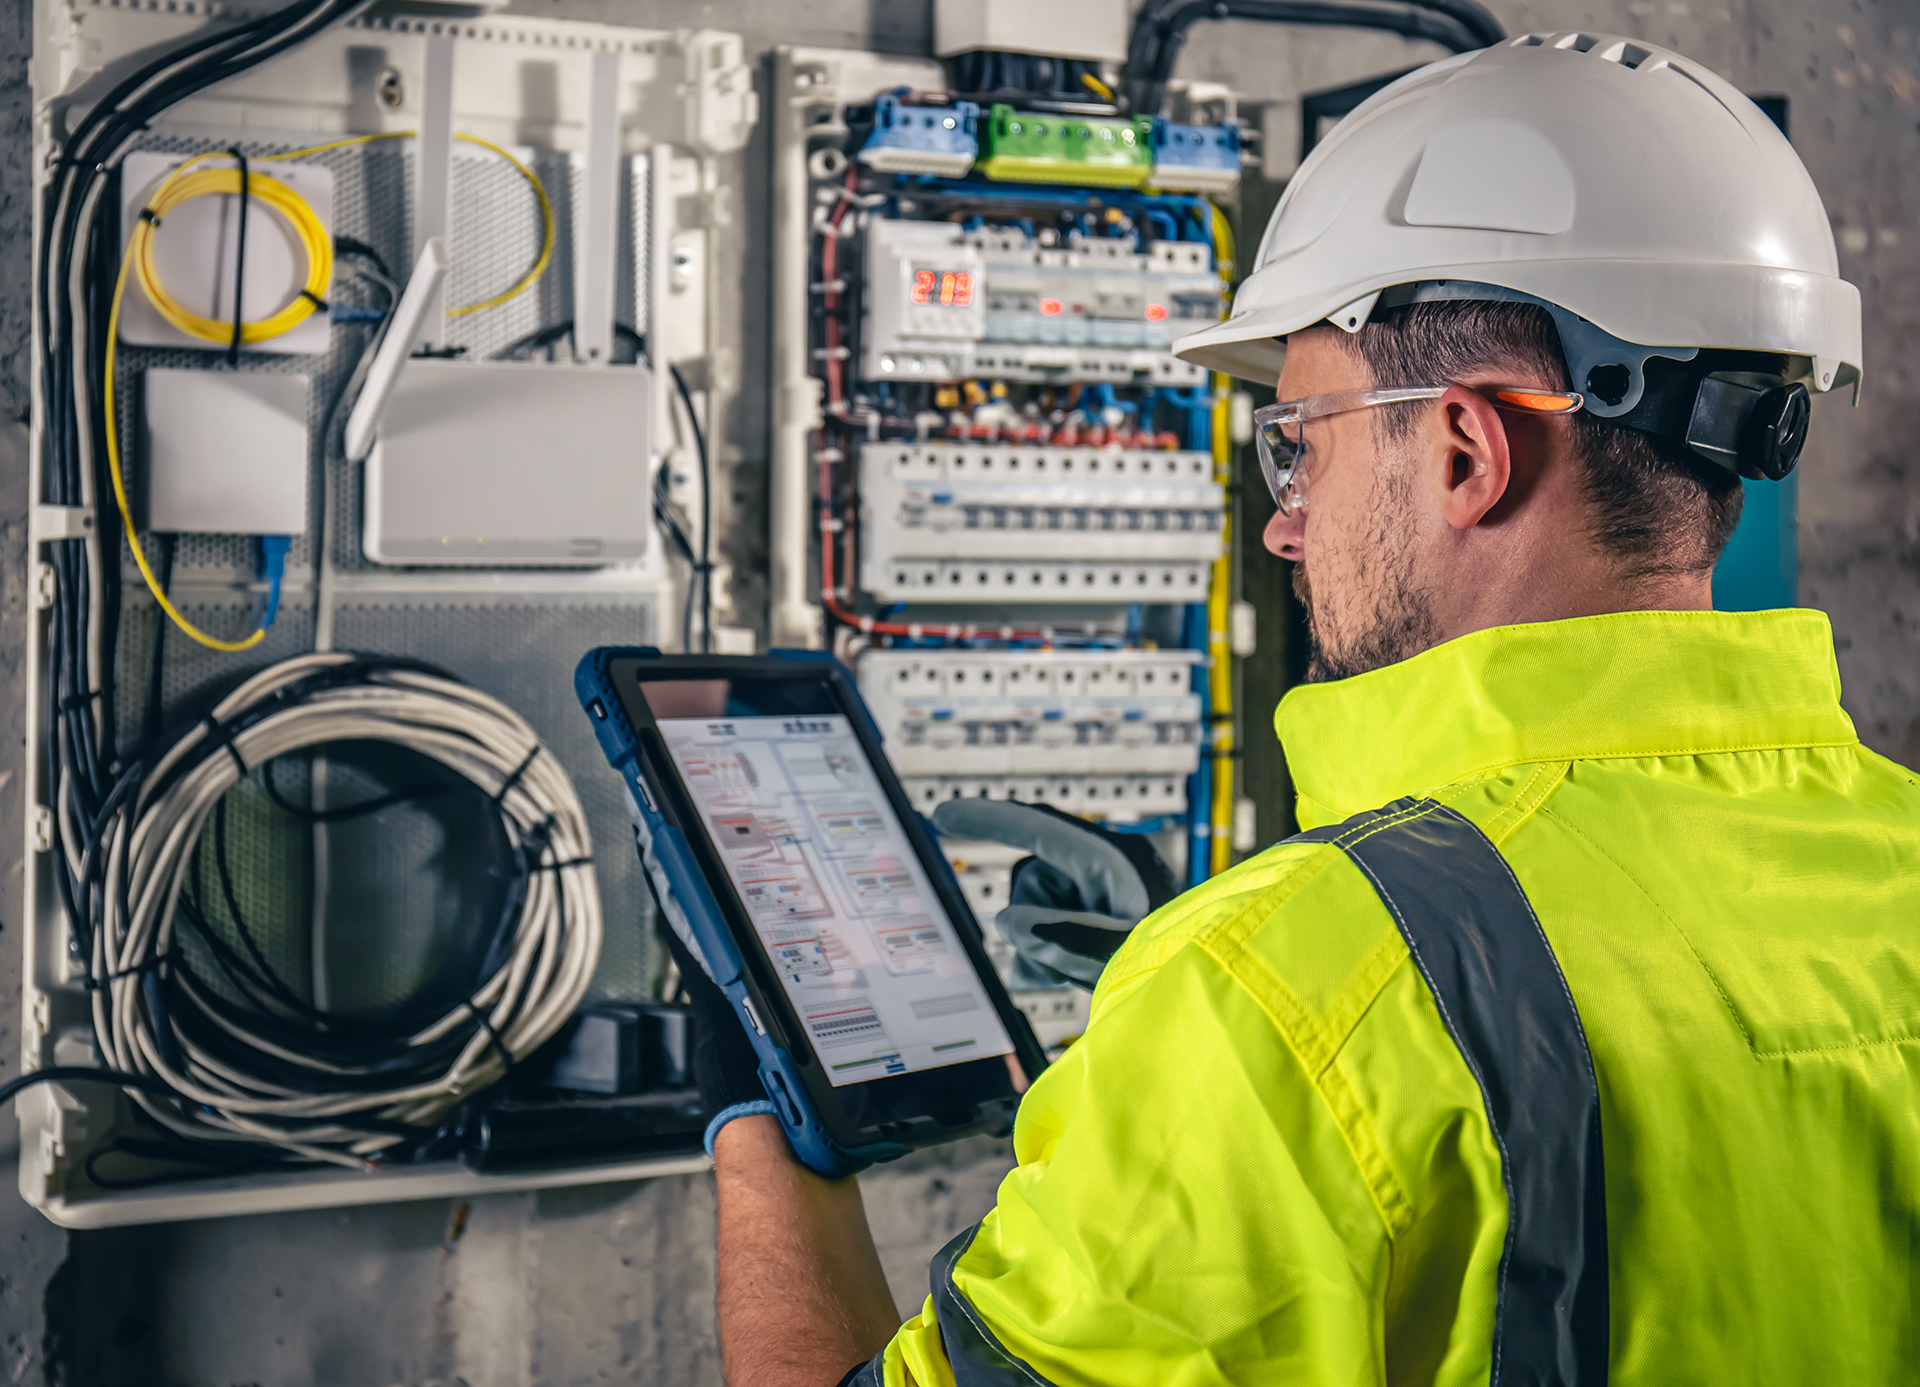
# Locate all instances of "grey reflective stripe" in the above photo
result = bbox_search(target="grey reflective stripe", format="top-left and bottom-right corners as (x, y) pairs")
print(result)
(1293, 798), (1609, 1386)
(929, 1223), (1060, 1386)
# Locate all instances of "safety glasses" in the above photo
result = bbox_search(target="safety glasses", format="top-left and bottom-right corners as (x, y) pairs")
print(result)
(1253, 386), (1584, 515)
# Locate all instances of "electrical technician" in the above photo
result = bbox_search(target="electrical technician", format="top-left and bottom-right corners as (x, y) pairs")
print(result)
(682, 34), (1920, 1385)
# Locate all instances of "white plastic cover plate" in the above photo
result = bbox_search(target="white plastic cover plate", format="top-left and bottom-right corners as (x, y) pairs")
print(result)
(144, 368), (309, 535)
(118, 151), (335, 356)
(362, 358), (652, 566)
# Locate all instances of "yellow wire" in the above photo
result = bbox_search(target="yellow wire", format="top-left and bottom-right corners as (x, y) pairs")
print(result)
(108, 134), (556, 652)
(109, 158), (267, 651)
(261, 131), (555, 317)
(1206, 199), (1237, 875)
(133, 160), (334, 345)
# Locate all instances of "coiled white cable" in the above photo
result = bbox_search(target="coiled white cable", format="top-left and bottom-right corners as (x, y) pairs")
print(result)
(84, 653), (602, 1169)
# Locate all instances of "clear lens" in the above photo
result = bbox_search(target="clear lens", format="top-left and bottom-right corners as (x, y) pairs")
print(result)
(1255, 410), (1306, 515)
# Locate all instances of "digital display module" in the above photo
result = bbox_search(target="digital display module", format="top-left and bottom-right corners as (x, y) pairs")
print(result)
(910, 268), (975, 307)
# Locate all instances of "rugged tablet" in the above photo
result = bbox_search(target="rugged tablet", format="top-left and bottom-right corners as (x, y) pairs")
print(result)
(577, 648), (1046, 1175)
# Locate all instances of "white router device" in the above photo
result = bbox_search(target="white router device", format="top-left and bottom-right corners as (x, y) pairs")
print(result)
(345, 48), (655, 568)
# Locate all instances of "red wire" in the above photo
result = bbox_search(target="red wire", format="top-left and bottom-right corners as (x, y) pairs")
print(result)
(812, 172), (1055, 644)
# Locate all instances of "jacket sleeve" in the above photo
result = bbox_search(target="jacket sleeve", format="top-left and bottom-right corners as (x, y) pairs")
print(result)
(859, 910), (1397, 1387)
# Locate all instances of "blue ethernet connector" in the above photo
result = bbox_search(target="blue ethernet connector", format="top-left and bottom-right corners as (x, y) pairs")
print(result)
(1149, 119), (1243, 195)
(857, 94), (979, 177)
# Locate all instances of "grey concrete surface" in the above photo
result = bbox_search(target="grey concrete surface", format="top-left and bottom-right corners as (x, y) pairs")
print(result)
(2, 0), (1916, 1382)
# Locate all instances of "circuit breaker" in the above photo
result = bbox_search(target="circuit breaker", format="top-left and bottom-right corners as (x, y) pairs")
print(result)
(858, 440), (1224, 601)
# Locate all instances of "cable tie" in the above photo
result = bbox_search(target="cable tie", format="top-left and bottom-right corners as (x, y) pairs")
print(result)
(199, 714), (247, 778)
(138, 207), (162, 227)
(460, 997), (516, 1074)
(90, 951), (177, 989)
(531, 856), (594, 872)
(57, 688), (105, 713)
(489, 745), (542, 810)
(226, 146), (250, 367)
(298, 289), (329, 312)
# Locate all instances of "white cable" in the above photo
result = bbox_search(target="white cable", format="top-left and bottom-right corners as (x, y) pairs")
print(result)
(84, 653), (603, 1168)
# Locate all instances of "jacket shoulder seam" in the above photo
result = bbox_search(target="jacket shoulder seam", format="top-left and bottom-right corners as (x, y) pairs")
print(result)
(1537, 803), (1761, 1053)
(1482, 760), (1572, 847)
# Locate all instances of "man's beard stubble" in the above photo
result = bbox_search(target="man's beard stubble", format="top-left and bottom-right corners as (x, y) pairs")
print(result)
(1293, 465), (1441, 683)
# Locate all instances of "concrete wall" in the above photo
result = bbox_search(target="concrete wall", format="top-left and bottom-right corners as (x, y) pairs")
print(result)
(2, 0), (1915, 1382)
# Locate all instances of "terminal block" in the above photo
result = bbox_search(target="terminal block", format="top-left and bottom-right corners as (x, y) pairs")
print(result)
(976, 104), (1155, 186)
(1149, 118), (1243, 195)
(858, 647), (1202, 781)
(858, 440), (1225, 602)
(857, 94), (980, 176)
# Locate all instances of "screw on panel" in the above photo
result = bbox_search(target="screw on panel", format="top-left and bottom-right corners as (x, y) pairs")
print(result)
(34, 562), (55, 610)
(32, 805), (54, 852)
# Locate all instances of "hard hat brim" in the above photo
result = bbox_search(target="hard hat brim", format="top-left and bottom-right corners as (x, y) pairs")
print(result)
(1176, 258), (1862, 396)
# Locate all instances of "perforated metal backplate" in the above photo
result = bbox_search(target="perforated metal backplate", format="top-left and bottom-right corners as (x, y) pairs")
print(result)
(116, 127), (660, 1019)
(329, 601), (657, 1002)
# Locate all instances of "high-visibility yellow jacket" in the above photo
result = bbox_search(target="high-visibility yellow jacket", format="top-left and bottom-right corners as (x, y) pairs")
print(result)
(865, 608), (1920, 1385)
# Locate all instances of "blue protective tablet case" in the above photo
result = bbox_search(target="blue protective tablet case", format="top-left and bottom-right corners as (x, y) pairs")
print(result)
(575, 646), (1024, 1176)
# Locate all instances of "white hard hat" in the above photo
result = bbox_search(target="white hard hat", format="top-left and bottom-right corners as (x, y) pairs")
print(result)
(1176, 31), (1862, 471)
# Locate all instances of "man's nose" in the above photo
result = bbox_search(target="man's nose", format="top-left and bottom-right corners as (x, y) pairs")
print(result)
(1264, 506), (1303, 561)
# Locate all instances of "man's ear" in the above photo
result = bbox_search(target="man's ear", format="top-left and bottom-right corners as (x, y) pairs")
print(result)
(1431, 384), (1513, 531)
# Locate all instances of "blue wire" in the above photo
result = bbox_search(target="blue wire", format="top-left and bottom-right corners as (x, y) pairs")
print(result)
(258, 534), (291, 631)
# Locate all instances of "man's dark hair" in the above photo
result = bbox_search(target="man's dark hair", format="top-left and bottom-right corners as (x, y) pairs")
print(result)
(1342, 301), (1745, 582)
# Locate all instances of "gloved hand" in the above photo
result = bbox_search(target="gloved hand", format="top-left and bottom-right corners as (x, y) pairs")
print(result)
(932, 799), (1180, 990)
(658, 919), (775, 1154)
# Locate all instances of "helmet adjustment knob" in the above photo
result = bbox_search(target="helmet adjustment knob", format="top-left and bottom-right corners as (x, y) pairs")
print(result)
(1740, 383), (1811, 481)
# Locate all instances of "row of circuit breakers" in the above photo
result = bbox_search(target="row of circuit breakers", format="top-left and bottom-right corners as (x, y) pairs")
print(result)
(856, 647), (1202, 816)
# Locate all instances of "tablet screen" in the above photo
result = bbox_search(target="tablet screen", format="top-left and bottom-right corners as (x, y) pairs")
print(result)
(656, 712), (1016, 1086)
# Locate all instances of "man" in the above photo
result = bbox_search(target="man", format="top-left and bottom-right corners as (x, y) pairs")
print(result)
(700, 34), (1917, 1385)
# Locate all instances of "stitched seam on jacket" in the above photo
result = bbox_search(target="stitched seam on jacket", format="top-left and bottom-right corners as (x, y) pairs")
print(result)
(1537, 804), (1761, 1054)
(1099, 845), (1328, 1004)
(1483, 760), (1571, 847)
(1544, 807), (1920, 1059)
(1328, 801), (1523, 1386)
(940, 1222), (1056, 1387)
(1306, 737), (1859, 820)
(1199, 932), (1417, 1237)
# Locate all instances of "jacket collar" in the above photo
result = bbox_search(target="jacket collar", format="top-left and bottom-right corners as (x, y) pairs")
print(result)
(1276, 608), (1858, 828)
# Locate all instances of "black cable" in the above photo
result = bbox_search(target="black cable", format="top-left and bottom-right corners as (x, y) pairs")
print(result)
(668, 362), (713, 653)
(226, 145), (250, 365)
(331, 234), (392, 282)
(0, 1065), (185, 1111)
(1123, 0), (1503, 114)
(495, 321), (714, 653)
(142, 533), (176, 749)
(36, 0), (373, 1070)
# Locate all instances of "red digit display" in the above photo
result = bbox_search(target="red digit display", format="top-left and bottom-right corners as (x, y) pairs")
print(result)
(911, 268), (974, 307)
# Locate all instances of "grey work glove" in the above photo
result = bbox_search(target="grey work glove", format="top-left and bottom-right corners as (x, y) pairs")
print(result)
(932, 800), (1180, 989)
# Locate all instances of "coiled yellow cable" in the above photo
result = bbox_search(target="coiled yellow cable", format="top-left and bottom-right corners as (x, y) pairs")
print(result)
(264, 131), (554, 317)
(132, 156), (335, 346)
(114, 136), (555, 652)
(109, 156), (269, 651)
